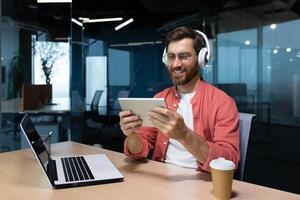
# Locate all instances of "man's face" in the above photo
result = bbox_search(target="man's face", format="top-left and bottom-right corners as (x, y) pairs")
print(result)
(166, 38), (199, 86)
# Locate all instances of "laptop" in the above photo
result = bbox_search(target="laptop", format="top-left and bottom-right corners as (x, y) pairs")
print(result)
(20, 113), (124, 189)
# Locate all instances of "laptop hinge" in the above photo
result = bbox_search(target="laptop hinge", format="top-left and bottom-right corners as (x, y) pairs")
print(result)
(47, 158), (58, 183)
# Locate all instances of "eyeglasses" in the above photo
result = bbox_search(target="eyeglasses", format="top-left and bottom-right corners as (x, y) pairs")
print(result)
(166, 52), (194, 64)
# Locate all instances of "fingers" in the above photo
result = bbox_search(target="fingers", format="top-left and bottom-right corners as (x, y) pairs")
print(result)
(147, 110), (169, 124)
(123, 120), (142, 131)
(121, 121), (142, 136)
(152, 106), (175, 118)
(120, 112), (141, 126)
(119, 110), (142, 136)
(119, 110), (132, 118)
(150, 116), (169, 134)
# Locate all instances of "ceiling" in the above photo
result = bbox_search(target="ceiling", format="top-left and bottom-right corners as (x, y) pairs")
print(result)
(2, 0), (300, 43)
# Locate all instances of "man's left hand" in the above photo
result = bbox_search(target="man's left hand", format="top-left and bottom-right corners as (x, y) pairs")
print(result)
(148, 107), (189, 140)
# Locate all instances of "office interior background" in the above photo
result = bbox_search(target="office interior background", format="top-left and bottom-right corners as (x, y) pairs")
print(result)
(0, 0), (299, 194)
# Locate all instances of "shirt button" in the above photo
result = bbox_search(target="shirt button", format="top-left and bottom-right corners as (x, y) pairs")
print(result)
(173, 104), (177, 107)
(163, 141), (167, 145)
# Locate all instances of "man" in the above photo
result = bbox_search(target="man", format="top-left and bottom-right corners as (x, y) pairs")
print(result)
(119, 26), (240, 172)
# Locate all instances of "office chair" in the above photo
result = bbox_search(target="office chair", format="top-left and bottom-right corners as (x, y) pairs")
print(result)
(84, 90), (108, 145)
(102, 89), (130, 127)
(109, 90), (130, 116)
(85, 90), (104, 123)
(84, 90), (104, 130)
(236, 112), (256, 181)
(84, 90), (126, 150)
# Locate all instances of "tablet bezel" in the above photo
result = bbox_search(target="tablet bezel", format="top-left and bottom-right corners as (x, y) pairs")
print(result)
(118, 98), (167, 127)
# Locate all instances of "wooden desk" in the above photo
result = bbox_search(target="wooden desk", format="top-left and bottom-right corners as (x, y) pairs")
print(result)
(0, 142), (299, 200)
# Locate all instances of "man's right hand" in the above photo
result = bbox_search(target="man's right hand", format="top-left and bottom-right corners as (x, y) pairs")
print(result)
(119, 110), (142, 137)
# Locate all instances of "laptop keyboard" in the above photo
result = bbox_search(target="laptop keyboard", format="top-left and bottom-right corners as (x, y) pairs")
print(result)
(61, 156), (95, 182)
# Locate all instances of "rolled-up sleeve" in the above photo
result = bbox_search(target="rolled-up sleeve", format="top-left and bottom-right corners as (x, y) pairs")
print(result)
(198, 100), (240, 172)
(124, 127), (158, 159)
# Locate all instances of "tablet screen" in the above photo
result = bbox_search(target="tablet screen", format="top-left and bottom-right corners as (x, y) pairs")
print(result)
(118, 98), (166, 127)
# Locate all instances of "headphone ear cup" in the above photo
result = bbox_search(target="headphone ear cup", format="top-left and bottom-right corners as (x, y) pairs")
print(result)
(162, 48), (167, 66)
(198, 47), (208, 67)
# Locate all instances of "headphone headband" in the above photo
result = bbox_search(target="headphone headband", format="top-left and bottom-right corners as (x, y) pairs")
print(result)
(162, 29), (211, 67)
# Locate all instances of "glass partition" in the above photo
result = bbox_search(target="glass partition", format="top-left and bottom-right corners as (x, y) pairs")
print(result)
(262, 19), (300, 126)
(1, 0), (71, 152)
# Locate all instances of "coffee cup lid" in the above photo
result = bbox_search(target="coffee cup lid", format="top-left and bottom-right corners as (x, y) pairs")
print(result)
(209, 157), (235, 170)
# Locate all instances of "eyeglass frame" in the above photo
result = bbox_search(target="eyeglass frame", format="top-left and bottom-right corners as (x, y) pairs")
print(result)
(165, 51), (196, 65)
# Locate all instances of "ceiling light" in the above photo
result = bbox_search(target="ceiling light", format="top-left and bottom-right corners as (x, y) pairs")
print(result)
(110, 40), (162, 47)
(79, 17), (123, 23)
(79, 17), (90, 22)
(270, 24), (277, 29)
(71, 18), (83, 27)
(273, 49), (278, 54)
(286, 48), (291, 52)
(128, 41), (156, 46)
(244, 40), (250, 45)
(86, 18), (123, 23)
(115, 18), (134, 31)
(37, 0), (72, 3)
(54, 37), (70, 41)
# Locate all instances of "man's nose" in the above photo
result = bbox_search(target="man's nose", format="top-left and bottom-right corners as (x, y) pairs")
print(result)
(172, 56), (182, 66)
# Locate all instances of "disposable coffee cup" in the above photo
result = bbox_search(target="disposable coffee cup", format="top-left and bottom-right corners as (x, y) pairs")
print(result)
(209, 157), (235, 200)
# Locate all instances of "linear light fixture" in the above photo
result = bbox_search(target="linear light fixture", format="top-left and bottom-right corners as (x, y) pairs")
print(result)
(37, 0), (72, 3)
(79, 17), (90, 22)
(110, 41), (162, 47)
(71, 18), (83, 27)
(79, 17), (123, 23)
(115, 18), (134, 31)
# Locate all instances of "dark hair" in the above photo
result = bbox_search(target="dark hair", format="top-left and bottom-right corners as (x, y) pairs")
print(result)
(165, 26), (206, 54)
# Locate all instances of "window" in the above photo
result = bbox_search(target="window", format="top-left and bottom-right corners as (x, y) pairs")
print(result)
(33, 40), (70, 97)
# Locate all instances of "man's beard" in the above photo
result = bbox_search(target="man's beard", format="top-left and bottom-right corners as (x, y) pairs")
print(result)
(168, 65), (199, 86)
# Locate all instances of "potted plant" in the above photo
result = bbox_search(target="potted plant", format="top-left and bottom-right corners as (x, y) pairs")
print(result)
(34, 42), (65, 84)
(7, 52), (27, 98)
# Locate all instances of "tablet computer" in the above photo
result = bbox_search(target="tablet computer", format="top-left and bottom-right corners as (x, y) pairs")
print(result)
(118, 98), (167, 127)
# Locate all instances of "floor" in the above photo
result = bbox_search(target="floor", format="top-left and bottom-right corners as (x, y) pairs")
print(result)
(1, 120), (299, 195)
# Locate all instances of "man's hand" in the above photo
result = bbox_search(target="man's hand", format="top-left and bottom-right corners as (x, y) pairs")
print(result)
(119, 110), (142, 137)
(148, 106), (209, 164)
(147, 107), (189, 140)
(119, 110), (144, 155)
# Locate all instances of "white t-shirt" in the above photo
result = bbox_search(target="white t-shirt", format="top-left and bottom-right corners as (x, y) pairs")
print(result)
(164, 92), (198, 169)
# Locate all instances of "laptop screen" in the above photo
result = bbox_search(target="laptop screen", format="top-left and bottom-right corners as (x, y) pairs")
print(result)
(20, 114), (50, 173)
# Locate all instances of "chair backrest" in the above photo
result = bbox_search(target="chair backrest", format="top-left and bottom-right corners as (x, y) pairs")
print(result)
(91, 90), (103, 114)
(72, 91), (84, 112)
(237, 112), (255, 181)
(111, 90), (130, 112)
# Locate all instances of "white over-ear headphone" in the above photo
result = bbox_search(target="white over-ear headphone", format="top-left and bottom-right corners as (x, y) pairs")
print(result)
(162, 29), (210, 67)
